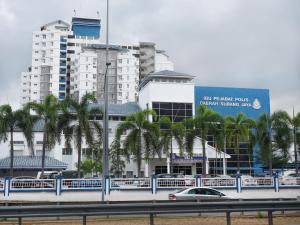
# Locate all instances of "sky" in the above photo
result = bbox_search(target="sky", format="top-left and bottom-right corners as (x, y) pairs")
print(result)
(0, 0), (299, 114)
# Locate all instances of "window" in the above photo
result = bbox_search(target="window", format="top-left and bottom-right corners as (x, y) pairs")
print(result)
(62, 148), (72, 155)
(13, 141), (24, 144)
(35, 51), (39, 53)
(127, 59), (129, 64)
(42, 34), (46, 39)
(86, 82), (88, 86)
(35, 34), (39, 38)
(42, 42), (46, 47)
(118, 59), (122, 64)
(36, 141), (43, 144)
(93, 74), (96, 79)
(86, 74), (88, 78)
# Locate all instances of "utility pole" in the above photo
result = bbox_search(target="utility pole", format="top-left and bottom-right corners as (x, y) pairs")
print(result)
(293, 107), (298, 175)
(102, 0), (110, 202)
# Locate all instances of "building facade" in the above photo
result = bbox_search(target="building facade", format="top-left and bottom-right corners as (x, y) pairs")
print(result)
(20, 18), (101, 104)
(21, 18), (173, 105)
(195, 86), (270, 174)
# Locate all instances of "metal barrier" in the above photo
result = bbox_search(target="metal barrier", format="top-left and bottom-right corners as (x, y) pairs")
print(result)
(10, 179), (56, 192)
(253, 177), (274, 187)
(202, 178), (236, 187)
(0, 176), (299, 196)
(61, 179), (102, 191)
(0, 179), (4, 191)
(0, 200), (299, 225)
(156, 178), (195, 188)
(110, 178), (151, 189)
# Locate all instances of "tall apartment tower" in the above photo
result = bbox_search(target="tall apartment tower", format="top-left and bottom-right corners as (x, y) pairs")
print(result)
(72, 43), (173, 104)
(21, 17), (173, 105)
(20, 18), (101, 104)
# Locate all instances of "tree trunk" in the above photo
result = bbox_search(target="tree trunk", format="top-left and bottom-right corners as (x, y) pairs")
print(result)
(202, 139), (207, 177)
(41, 130), (47, 178)
(269, 141), (273, 176)
(77, 141), (82, 178)
(170, 135), (173, 175)
(10, 126), (14, 177)
(236, 136), (240, 173)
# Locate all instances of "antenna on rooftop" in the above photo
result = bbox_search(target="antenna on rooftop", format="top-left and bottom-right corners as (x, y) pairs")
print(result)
(73, 9), (76, 16)
(97, 11), (100, 17)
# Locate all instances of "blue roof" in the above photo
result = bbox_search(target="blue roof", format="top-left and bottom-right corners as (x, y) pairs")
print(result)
(0, 156), (67, 169)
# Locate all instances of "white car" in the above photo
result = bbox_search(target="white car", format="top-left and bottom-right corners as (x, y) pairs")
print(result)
(169, 187), (233, 201)
(241, 175), (258, 186)
(280, 173), (300, 185)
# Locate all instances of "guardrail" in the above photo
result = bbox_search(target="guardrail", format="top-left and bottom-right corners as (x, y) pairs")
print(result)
(0, 200), (299, 225)
(0, 175), (299, 196)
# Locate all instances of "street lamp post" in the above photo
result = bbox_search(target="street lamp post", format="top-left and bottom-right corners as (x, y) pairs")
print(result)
(102, 0), (110, 202)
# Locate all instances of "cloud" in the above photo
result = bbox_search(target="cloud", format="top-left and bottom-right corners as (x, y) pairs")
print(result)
(0, 0), (16, 27)
(0, 0), (299, 115)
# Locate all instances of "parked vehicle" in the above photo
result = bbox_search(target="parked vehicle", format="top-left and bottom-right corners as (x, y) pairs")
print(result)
(37, 171), (58, 179)
(241, 175), (258, 186)
(168, 187), (232, 201)
(280, 173), (300, 185)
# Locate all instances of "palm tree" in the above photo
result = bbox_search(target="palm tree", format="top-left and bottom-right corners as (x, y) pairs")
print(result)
(115, 109), (159, 177)
(186, 104), (218, 176)
(292, 112), (300, 174)
(158, 116), (185, 174)
(271, 111), (292, 159)
(0, 105), (38, 177)
(226, 113), (255, 174)
(256, 113), (273, 175)
(27, 94), (59, 177)
(210, 114), (230, 175)
(57, 93), (99, 178)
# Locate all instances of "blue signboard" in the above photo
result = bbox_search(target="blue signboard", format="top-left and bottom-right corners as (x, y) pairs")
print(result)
(194, 86), (270, 119)
(194, 86), (270, 174)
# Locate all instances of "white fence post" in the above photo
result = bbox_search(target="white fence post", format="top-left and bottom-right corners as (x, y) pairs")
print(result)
(274, 172), (279, 192)
(4, 176), (10, 197)
(105, 176), (110, 195)
(151, 175), (157, 194)
(56, 176), (62, 195)
(195, 175), (201, 187)
(236, 173), (242, 193)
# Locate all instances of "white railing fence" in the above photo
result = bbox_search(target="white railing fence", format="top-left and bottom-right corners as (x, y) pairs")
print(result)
(201, 178), (236, 187)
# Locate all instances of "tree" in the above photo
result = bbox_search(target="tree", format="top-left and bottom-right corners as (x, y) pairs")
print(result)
(110, 139), (128, 178)
(271, 111), (292, 159)
(292, 112), (300, 174)
(158, 116), (185, 174)
(226, 113), (255, 173)
(0, 105), (38, 177)
(185, 104), (219, 176)
(210, 114), (230, 175)
(27, 95), (59, 177)
(57, 93), (99, 178)
(116, 109), (159, 177)
(256, 113), (273, 174)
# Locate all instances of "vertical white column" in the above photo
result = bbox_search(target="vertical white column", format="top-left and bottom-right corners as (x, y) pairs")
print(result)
(145, 162), (149, 177)
(167, 157), (170, 174)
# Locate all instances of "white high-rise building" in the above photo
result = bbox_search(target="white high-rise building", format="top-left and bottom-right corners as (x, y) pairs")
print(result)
(21, 18), (174, 105)
(20, 18), (101, 104)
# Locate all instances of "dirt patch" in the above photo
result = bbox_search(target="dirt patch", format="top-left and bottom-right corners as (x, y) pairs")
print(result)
(1, 214), (300, 225)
